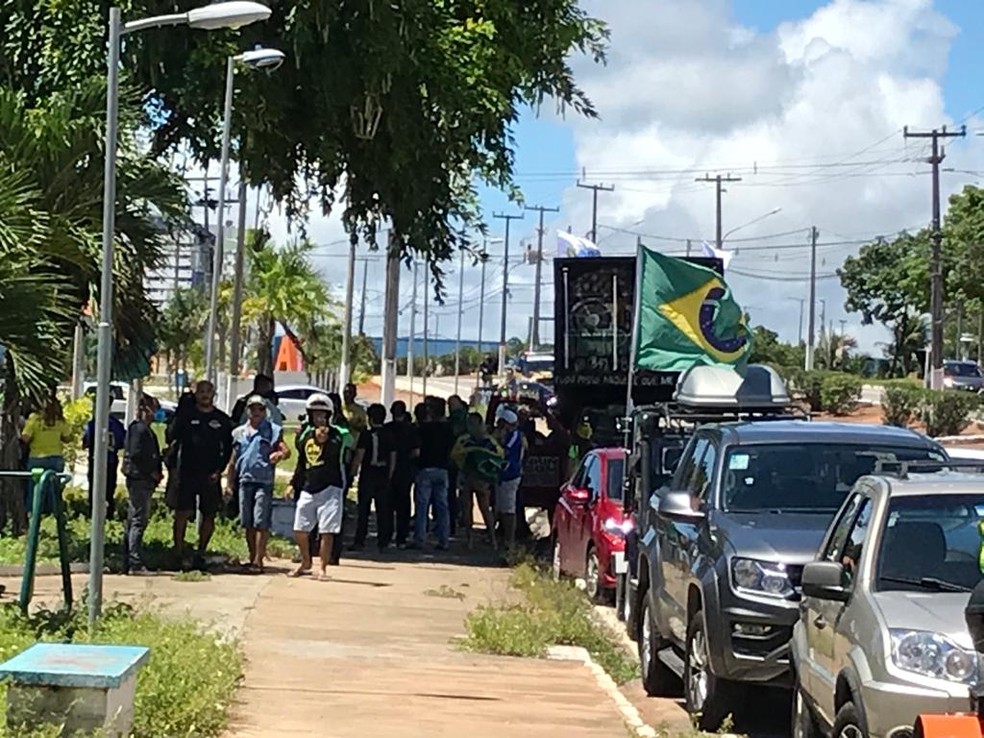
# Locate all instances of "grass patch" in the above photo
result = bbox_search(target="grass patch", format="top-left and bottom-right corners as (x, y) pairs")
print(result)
(172, 570), (211, 582)
(0, 602), (241, 737)
(461, 562), (639, 685)
(424, 585), (466, 600)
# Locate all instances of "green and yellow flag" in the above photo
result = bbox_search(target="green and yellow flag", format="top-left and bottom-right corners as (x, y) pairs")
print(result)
(633, 249), (752, 372)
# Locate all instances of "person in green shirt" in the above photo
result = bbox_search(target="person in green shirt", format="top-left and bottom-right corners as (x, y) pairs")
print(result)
(451, 412), (504, 550)
(447, 395), (469, 536)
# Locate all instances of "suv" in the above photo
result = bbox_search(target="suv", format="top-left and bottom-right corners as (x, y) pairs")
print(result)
(792, 464), (984, 738)
(632, 421), (948, 730)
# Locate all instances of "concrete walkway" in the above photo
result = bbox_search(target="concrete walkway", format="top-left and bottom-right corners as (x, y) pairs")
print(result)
(223, 553), (632, 738)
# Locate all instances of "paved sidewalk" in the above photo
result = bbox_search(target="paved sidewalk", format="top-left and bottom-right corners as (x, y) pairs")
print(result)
(224, 553), (632, 737)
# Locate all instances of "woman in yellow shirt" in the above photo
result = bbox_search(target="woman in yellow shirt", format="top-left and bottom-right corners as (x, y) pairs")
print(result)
(21, 393), (72, 475)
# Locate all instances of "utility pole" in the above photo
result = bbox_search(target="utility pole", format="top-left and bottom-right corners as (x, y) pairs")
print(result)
(407, 260), (419, 401)
(904, 125), (966, 387)
(805, 227), (818, 370)
(454, 248), (465, 395)
(493, 212), (525, 374)
(380, 232), (400, 411)
(227, 179), (249, 409)
(576, 180), (614, 242)
(422, 260), (429, 398)
(524, 203), (559, 348)
(696, 173), (742, 249)
(477, 246), (488, 357)
(357, 257), (369, 335)
(686, 239), (692, 257)
(338, 233), (357, 390)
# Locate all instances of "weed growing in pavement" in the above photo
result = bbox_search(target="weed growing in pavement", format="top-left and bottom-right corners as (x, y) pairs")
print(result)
(172, 570), (211, 582)
(424, 585), (466, 600)
(0, 601), (242, 737)
(461, 562), (640, 685)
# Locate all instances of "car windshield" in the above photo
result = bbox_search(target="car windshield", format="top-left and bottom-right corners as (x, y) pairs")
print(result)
(875, 493), (984, 593)
(945, 363), (981, 378)
(722, 443), (946, 513)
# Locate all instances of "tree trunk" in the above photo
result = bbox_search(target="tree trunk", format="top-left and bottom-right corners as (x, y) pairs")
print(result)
(0, 354), (26, 535)
(257, 314), (274, 376)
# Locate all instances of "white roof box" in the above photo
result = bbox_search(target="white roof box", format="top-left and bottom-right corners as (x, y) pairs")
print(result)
(674, 364), (791, 409)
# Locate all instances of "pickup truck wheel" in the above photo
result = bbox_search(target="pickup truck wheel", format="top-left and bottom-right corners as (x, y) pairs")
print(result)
(585, 547), (602, 602)
(832, 701), (867, 738)
(639, 595), (679, 696)
(684, 610), (738, 731)
(792, 677), (819, 738)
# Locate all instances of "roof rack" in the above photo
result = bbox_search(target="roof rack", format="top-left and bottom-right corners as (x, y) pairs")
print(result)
(872, 459), (984, 479)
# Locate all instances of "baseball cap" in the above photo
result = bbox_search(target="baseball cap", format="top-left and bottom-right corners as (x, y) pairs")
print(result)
(246, 394), (267, 408)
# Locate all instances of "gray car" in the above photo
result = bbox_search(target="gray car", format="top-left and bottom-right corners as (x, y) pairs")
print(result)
(943, 361), (984, 393)
(792, 468), (984, 738)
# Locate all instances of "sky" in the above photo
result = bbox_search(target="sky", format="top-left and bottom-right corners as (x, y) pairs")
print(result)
(248, 0), (984, 356)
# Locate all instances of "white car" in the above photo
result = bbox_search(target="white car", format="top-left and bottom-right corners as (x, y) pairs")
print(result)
(274, 383), (332, 424)
(82, 382), (176, 420)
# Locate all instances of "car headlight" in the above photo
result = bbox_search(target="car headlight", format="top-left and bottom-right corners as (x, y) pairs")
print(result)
(890, 629), (978, 685)
(603, 518), (633, 537)
(730, 558), (794, 598)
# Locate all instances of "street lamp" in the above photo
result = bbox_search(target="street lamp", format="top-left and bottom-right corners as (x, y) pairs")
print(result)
(205, 45), (286, 385)
(724, 207), (782, 254)
(90, 0), (271, 626)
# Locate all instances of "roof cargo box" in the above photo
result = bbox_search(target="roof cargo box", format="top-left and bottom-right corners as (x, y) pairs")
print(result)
(673, 364), (791, 409)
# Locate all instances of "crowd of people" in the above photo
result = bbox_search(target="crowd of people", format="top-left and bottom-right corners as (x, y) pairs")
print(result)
(17, 374), (565, 579)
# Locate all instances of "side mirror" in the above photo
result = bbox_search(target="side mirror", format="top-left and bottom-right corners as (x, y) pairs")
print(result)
(567, 488), (590, 505)
(801, 561), (850, 602)
(657, 491), (705, 522)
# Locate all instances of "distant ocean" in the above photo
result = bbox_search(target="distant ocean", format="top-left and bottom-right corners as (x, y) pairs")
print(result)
(368, 337), (487, 360)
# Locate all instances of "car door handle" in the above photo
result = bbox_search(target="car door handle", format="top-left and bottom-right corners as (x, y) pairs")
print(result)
(814, 615), (827, 630)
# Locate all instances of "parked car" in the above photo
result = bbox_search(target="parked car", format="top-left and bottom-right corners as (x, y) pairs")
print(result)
(943, 360), (984, 393)
(792, 463), (984, 738)
(552, 448), (629, 600)
(82, 382), (176, 421)
(274, 383), (332, 423)
(633, 420), (949, 730)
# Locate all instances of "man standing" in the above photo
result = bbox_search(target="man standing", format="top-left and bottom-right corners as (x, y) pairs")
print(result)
(384, 401), (418, 548)
(351, 403), (395, 551)
(82, 395), (126, 520)
(494, 408), (526, 551)
(167, 380), (233, 571)
(451, 412), (502, 550)
(411, 403), (454, 551)
(343, 383), (368, 447)
(290, 394), (350, 580)
(230, 374), (283, 427)
(230, 396), (290, 572)
(122, 397), (162, 575)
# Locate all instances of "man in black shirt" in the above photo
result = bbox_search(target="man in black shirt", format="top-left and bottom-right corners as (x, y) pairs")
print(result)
(122, 397), (162, 574)
(411, 403), (455, 550)
(351, 403), (395, 551)
(384, 401), (418, 548)
(167, 380), (233, 570)
(290, 393), (351, 579)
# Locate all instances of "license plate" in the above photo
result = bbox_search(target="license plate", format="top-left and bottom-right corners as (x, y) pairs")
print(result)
(613, 551), (628, 574)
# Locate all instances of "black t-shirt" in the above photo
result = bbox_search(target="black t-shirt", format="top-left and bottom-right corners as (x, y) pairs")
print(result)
(301, 426), (349, 492)
(357, 425), (393, 476)
(384, 419), (419, 474)
(416, 420), (454, 470)
(173, 407), (233, 476)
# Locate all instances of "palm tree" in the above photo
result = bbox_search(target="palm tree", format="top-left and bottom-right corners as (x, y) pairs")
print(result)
(159, 287), (209, 381)
(241, 231), (338, 375)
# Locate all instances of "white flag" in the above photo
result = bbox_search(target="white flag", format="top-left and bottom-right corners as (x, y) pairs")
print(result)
(557, 231), (601, 258)
(700, 240), (733, 270)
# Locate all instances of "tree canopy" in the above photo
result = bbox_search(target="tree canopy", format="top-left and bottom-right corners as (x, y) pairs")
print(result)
(0, 0), (608, 286)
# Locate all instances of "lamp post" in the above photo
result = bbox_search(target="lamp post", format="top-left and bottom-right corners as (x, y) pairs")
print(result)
(91, 0), (271, 626)
(205, 45), (285, 384)
(723, 207), (782, 255)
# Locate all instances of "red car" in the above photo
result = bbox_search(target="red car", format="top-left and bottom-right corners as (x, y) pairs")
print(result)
(551, 447), (630, 601)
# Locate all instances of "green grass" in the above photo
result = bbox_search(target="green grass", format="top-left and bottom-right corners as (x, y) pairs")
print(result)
(0, 602), (242, 737)
(461, 563), (640, 685)
(424, 585), (466, 600)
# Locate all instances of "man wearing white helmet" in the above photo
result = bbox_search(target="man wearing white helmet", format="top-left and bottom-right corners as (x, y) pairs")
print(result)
(288, 393), (352, 579)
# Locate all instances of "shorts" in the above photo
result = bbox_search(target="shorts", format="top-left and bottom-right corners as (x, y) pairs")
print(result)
(239, 482), (274, 530)
(171, 472), (222, 516)
(496, 477), (521, 514)
(293, 486), (343, 534)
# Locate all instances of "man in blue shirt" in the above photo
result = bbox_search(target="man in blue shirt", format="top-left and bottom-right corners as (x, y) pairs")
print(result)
(229, 395), (289, 572)
(494, 408), (526, 552)
(82, 395), (127, 520)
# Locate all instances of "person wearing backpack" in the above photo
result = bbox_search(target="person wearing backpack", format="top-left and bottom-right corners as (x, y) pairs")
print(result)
(229, 395), (290, 572)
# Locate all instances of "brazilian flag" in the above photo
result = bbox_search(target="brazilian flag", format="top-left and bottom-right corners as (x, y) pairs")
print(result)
(634, 249), (751, 372)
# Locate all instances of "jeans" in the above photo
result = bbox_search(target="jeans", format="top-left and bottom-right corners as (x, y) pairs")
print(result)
(414, 468), (449, 547)
(26, 456), (65, 516)
(123, 478), (154, 571)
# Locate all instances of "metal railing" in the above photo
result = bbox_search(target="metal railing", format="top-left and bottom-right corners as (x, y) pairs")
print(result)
(0, 470), (74, 613)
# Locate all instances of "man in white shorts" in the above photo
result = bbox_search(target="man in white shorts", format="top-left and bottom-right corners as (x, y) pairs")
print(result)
(494, 408), (526, 551)
(289, 393), (352, 580)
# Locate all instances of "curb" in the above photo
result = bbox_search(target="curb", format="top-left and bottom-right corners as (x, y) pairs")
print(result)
(0, 563), (89, 577)
(547, 644), (659, 738)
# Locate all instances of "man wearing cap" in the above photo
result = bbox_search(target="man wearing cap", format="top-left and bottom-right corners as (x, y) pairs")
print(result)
(229, 395), (290, 572)
(289, 393), (351, 579)
(494, 407), (527, 551)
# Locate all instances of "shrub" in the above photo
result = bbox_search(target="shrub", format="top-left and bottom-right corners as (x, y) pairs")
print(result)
(795, 370), (825, 412)
(882, 385), (924, 427)
(820, 373), (862, 415)
(918, 392), (979, 437)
